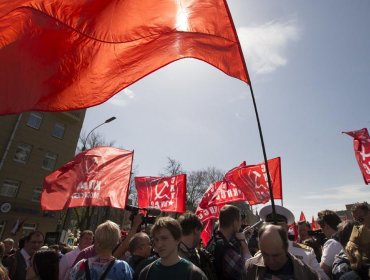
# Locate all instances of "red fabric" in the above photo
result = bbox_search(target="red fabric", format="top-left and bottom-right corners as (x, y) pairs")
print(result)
(343, 128), (370, 184)
(288, 223), (298, 242)
(135, 174), (186, 213)
(200, 220), (213, 246)
(0, 0), (250, 115)
(223, 157), (283, 205)
(311, 216), (318, 230)
(40, 146), (133, 210)
(299, 211), (306, 222)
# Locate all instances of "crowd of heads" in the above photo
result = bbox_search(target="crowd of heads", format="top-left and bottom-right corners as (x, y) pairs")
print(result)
(1, 201), (370, 280)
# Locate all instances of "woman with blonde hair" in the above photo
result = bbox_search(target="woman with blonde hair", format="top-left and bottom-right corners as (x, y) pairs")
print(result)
(71, 220), (133, 280)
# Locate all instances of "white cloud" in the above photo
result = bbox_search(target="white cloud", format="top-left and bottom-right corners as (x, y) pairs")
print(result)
(237, 20), (300, 74)
(304, 184), (370, 201)
(107, 88), (135, 107)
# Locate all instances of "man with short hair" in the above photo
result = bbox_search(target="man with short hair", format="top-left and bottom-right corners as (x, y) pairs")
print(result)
(351, 202), (370, 229)
(128, 232), (156, 280)
(245, 224), (319, 279)
(139, 217), (206, 280)
(59, 230), (94, 280)
(259, 205), (328, 280)
(206, 204), (251, 280)
(178, 212), (216, 280)
(317, 209), (343, 277)
(4, 231), (44, 280)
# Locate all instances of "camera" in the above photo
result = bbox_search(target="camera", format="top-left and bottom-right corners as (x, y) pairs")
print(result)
(308, 229), (327, 246)
(126, 205), (161, 228)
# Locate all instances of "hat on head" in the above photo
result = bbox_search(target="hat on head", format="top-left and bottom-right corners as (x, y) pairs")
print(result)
(259, 205), (295, 225)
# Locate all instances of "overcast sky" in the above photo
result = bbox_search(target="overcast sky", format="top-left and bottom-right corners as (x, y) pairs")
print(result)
(81, 0), (370, 220)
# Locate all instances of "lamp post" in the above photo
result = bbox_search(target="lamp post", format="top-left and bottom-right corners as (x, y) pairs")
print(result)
(81, 116), (116, 151)
(62, 116), (116, 233)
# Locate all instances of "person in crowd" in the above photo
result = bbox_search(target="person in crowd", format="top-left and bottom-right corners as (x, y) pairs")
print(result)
(2, 239), (15, 262)
(178, 212), (216, 280)
(297, 221), (311, 243)
(3, 231), (44, 280)
(73, 214), (143, 266)
(128, 232), (156, 280)
(71, 220), (133, 280)
(351, 202), (370, 229)
(206, 204), (251, 280)
(259, 205), (329, 280)
(245, 224), (319, 279)
(0, 242), (4, 265)
(332, 221), (358, 280)
(317, 209), (343, 277)
(0, 242), (9, 280)
(25, 250), (59, 280)
(139, 217), (207, 280)
(59, 230), (94, 280)
(48, 244), (63, 259)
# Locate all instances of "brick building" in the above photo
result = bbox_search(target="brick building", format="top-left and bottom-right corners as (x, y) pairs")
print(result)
(0, 110), (85, 242)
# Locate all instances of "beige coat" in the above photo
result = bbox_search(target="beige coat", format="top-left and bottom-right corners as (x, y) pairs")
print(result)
(244, 252), (319, 280)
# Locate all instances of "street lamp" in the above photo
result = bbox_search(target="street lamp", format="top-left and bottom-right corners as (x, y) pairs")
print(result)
(81, 116), (116, 151)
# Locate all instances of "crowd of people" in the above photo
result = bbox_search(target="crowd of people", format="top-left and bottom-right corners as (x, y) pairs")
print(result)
(1, 202), (370, 280)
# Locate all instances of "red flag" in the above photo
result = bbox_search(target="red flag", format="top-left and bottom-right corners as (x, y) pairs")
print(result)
(343, 128), (370, 184)
(135, 174), (186, 213)
(223, 157), (282, 205)
(288, 223), (298, 242)
(200, 181), (247, 208)
(0, 0), (250, 115)
(40, 146), (133, 210)
(299, 211), (306, 222)
(311, 216), (318, 230)
(200, 220), (213, 246)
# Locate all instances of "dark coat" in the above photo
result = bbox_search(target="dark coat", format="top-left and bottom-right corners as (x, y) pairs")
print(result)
(3, 251), (27, 280)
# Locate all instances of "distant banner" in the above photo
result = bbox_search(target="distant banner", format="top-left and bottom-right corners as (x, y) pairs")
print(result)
(135, 174), (186, 213)
(343, 128), (370, 184)
(41, 146), (134, 210)
(223, 157), (282, 205)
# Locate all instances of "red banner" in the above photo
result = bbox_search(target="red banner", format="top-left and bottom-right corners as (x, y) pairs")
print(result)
(41, 147), (134, 210)
(223, 157), (282, 205)
(135, 175), (186, 213)
(343, 128), (370, 184)
(311, 216), (318, 230)
(0, 0), (249, 115)
(299, 211), (306, 222)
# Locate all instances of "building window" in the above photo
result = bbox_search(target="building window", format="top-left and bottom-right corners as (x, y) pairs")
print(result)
(0, 180), (20, 198)
(52, 123), (65, 139)
(22, 223), (37, 237)
(26, 112), (43, 129)
(13, 143), (32, 163)
(31, 186), (43, 203)
(0, 221), (5, 240)
(42, 152), (57, 171)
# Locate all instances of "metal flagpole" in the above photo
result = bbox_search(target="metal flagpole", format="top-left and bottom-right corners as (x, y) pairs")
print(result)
(248, 84), (277, 223)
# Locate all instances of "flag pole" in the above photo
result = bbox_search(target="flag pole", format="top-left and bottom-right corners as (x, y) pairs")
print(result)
(248, 84), (277, 223)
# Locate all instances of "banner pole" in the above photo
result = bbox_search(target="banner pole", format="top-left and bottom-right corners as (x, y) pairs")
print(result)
(248, 84), (277, 223)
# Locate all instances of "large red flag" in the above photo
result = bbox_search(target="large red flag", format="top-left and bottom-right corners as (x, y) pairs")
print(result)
(135, 174), (186, 213)
(223, 157), (282, 205)
(343, 128), (370, 184)
(200, 181), (247, 207)
(40, 146), (134, 210)
(0, 0), (250, 115)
